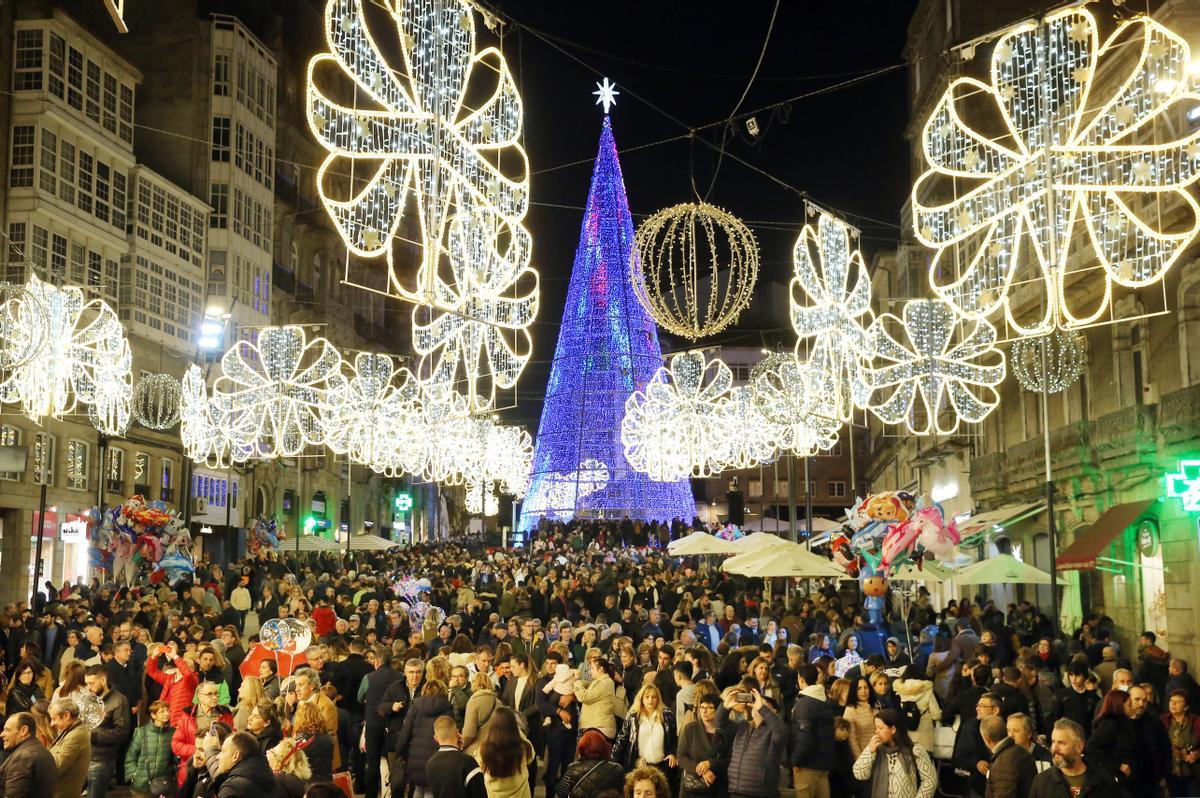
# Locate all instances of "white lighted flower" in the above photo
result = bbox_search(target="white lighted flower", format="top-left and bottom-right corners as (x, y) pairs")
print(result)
(913, 7), (1200, 331)
(322, 353), (421, 473)
(790, 209), (874, 420)
(867, 300), (1006, 435)
(211, 326), (343, 458)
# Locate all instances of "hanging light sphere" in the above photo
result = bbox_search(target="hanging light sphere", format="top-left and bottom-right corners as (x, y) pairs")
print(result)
(1011, 330), (1085, 394)
(632, 202), (759, 339)
(134, 373), (183, 430)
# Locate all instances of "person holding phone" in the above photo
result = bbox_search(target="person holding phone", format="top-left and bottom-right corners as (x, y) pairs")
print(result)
(721, 686), (788, 798)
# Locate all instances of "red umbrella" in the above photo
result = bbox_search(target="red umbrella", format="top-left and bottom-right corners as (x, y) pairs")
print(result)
(240, 641), (308, 678)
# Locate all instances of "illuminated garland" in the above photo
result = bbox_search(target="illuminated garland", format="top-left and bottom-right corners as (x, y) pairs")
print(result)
(1011, 329), (1086, 394)
(912, 7), (1200, 332)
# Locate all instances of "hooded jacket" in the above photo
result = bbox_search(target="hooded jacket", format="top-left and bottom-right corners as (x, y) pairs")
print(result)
(789, 683), (834, 770)
(893, 678), (941, 753)
(1136, 645), (1170, 699)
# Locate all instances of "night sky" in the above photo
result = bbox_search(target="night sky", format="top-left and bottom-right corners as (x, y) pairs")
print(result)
(490, 1), (919, 430)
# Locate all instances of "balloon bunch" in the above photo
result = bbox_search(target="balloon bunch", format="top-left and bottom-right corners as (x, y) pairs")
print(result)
(259, 618), (313, 655)
(91, 494), (194, 587)
(714, 523), (743, 542)
(249, 515), (283, 558)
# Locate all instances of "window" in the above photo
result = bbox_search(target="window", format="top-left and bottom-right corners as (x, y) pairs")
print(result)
(47, 34), (64, 99)
(211, 116), (230, 162)
(14, 29), (43, 91)
(774, 478), (788, 498)
(106, 447), (124, 490)
(69, 243), (85, 283)
(32, 432), (55, 486)
(10, 125), (35, 188)
(50, 234), (66, 281)
(30, 226), (48, 270)
(39, 128), (56, 194)
(161, 457), (173, 499)
(66, 46), (83, 111)
(133, 451), (149, 488)
(77, 151), (93, 214)
(118, 84), (133, 143)
(209, 250), (227, 294)
(112, 170), (126, 230)
(0, 426), (20, 481)
(206, 182), (228, 229)
(95, 161), (110, 223)
(748, 479), (762, 499)
(213, 52), (231, 96)
(234, 123), (244, 169)
(66, 439), (89, 490)
(59, 140), (75, 204)
(828, 481), (847, 498)
(102, 73), (117, 134)
(85, 60), (101, 123)
(5, 223), (26, 272)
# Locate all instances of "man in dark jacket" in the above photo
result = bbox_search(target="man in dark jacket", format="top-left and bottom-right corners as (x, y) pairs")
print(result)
(992, 667), (1030, 718)
(723, 689), (787, 798)
(215, 732), (275, 798)
(1029, 718), (1121, 798)
(361, 648), (401, 798)
(980, 715), (1035, 798)
(789, 665), (833, 798)
(84, 665), (130, 798)
(0, 712), (57, 798)
(1048, 662), (1099, 737)
(1166, 658), (1200, 712)
(426, 716), (485, 798)
(1134, 632), (1170, 700)
(944, 664), (989, 728)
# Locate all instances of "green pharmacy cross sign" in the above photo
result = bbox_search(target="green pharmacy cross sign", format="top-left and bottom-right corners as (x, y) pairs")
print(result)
(394, 493), (413, 512)
(1166, 459), (1200, 512)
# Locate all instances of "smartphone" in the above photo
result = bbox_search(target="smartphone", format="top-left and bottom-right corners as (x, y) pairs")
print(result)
(734, 692), (754, 703)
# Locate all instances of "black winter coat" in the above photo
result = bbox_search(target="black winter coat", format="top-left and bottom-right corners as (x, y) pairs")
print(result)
(677, 721), (731, 798)
(396, 695), (454, 787)
(294, 732), (334, 783)
(215, 753), (276, 798)
(1084, 714), (1137, 786)
(788, 691), (834, 769)
(1028, 763), (1122, 798)
(554, 759), (626, 798)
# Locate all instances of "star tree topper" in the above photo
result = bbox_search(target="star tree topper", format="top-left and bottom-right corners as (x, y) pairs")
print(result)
(594, 78), (619, 114)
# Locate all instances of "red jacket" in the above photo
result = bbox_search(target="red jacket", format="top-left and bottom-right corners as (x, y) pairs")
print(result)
(147, 655), (199, 727)
(313, 606), (338, 637)
(171, 705), (233, 785)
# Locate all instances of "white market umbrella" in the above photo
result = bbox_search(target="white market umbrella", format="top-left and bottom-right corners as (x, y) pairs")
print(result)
(952, 553), (1051, 585)
(345, 534), (400, 551)
(890, 561), (953, 583)
(724, 541), (845, 578)
(799, 517), (842, 534)
(668, 531), (739, 555)
(287, 534), (342, 553)
(731, 532), (791, 551)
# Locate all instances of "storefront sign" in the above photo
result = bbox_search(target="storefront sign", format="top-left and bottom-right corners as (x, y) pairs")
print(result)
(1138, 520), (1159, 558)
(200, 525), (214, 535)
(59, 519), (88, 542)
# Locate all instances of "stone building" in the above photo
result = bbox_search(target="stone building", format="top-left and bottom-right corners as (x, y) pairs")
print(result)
(869, 0), (1200, 663)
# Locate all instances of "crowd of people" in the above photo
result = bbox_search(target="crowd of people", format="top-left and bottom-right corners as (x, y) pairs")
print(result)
(0, 517), (1195, 798)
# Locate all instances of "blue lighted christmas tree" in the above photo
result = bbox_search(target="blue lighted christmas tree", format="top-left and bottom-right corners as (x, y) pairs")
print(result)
(518, 99), (694, 531)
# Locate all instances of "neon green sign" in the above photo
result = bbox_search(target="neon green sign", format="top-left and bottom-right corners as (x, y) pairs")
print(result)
(1166, 459), (1200, 512)
(394, 493), (412, 512)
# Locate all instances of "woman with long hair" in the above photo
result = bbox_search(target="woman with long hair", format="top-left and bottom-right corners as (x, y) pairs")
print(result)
(808, 634), (835, 662)
(850, 708), (936, 798)
(748, 656), (782, 705)
(462, 669), (502, 756)
(290, 701), (334, 783)
(612, 683), (677, 774)
(52, 660), (87, 702)
(843, 676), (876, 760)
(233, 675), (267, 732)
(30, 699), (54, 746)
(479, 706), (535, 798)
(870, 671), (898, 712)
(676, 693), (730, 798)
(1162, 688), (1200, 797)
(246, 701), (282, 752)
(827, 678), (851, 710)
(396, 679), (453, 798)
(1085, 688), (1138, 788)
(555, 730), (625, 798)
(6, 659), (42, 714)
(267, 738), (312, 798)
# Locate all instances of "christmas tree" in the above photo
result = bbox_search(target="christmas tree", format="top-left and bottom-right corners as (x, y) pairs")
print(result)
(518, 109), (694, 531)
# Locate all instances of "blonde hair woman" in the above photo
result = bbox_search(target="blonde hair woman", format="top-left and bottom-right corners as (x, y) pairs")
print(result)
(425, 655), (450, 686)
(233, 676), (267, 732)
(290, 701), (334, 782)
(612, 683), (678, 771)
(462, 669), (501, 756)
(267, 738), (312, 798)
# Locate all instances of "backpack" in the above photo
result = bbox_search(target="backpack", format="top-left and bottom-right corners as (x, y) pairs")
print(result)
(900, 699), (922, 731)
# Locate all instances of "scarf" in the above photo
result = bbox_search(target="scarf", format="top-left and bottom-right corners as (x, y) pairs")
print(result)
(869, 744), (914, 798)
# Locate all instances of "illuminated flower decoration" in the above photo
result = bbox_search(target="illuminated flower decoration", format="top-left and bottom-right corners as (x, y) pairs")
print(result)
(413, 209), (538, 411)
(417, 382), (473, 484)
(0, 276), (132, 426)
(0, 281), (48, 371)
(622, 352), (732, 479)
(790, 209), (874, 420)
(211, 326), (343, 458)
(322, 353), (421, 473)
(913, 7), (1200, 332)
(465, 479), (499, 516)
(306, 0), (530, 302)
(867, 299), (1006, 435)
(484, 420), (533, 497)
(711, 387), (779, 470)
(180, 365), (249, 467)
(88, 372), (133, 437)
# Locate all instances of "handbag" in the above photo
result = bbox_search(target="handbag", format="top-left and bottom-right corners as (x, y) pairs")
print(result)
(681, 770), (712, 795)
(148, 776), (177, 798)
(332, 771), (353, 798)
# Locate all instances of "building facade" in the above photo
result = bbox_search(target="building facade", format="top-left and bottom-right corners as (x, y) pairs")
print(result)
(870, 0), (1200, 663)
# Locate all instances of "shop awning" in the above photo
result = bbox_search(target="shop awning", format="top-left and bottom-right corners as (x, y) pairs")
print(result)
(1056, 500), (1155, 571)
(957, 502), (1045, 542)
